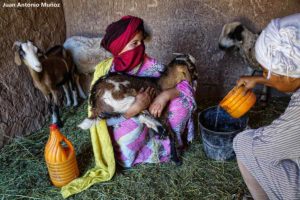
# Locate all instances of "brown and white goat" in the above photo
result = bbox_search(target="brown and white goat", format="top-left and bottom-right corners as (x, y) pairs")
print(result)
(13, 41), (81, 127)
(218, 22), (269, 104)
(79, 54), (197, 164)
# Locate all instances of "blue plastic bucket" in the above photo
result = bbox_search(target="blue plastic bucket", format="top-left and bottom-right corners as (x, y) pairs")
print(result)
(198, 106), (248, 161)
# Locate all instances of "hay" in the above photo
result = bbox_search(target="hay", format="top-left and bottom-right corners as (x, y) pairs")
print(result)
(0, 97), (289, 200)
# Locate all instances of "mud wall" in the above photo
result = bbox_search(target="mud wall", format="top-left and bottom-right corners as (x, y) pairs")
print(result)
(0, 0), (65, 148)
(63, 0), (300, 101)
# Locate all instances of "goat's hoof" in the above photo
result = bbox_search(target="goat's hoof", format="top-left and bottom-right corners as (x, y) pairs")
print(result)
(156, 125), (168, 139)
(157, 126), (167, 137)
(66, 103), (71, 107)
(80, 95), (87, 100)
(55, 120), (64, 128)
(172, 158), (182, 166)
(73, 103), (79, 108)
(259, 101), (268, 108)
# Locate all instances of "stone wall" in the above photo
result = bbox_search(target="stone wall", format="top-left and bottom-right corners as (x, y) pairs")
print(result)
(0, 0), (65, 148)
(63, 0), (300, 101)
(1, 0), (299, 148)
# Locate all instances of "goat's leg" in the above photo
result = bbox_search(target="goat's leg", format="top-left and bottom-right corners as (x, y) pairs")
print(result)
(75, 74), (87, 99)
(249, 69), (269, 106)
(69, 80), (78, 107)
(51, 89), (63, 127)
(168, 128), (182, 166)
(138, 112), (168, 138)
(62, 83), (72, 107)
(159, 116), (182, 166)
(44, 94), (54, 124)
(137, 112), (181, 165)
(260, 85), (269, 106)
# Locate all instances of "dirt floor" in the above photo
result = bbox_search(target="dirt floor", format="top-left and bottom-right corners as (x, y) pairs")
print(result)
(0, 97), (289, 200)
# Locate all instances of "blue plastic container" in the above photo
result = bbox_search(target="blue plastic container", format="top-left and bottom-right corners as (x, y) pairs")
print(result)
(198, 106), (248, 161)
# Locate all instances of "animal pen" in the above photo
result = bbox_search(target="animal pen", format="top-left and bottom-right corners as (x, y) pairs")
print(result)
(0, 0), (299, 199)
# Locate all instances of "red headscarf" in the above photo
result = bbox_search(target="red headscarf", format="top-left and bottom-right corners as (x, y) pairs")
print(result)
(101, 16), (145, 72)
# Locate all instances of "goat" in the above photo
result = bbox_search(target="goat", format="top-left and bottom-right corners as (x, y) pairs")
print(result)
(13, 41), (80, 127)
(79, 54), (198, 164)
(63, 36), (112, 99)
(218, 22), (269, 104)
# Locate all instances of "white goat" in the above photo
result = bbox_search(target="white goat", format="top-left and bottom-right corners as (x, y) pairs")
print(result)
(63, 36), (111, 74)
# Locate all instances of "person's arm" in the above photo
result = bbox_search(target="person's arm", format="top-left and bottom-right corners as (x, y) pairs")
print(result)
(236, 75), (274, 92)
(123, 87), (156, 119)
(149, 87), (180, 118)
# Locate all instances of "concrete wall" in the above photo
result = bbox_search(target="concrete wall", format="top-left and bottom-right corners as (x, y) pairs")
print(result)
(0, 0), (65, 148)
(63, 0), (300, 101)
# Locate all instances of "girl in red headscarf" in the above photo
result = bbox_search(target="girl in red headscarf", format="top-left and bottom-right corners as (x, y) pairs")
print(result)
(92, 16), (196, 168)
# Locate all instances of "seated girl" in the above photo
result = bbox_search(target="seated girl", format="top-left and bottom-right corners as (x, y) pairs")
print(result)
(90, 16), (196, 168)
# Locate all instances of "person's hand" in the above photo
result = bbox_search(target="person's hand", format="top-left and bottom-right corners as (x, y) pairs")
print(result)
(123, 87), (156, 119)
(134, 87), (156, 111)
(149, 91), (169, 118)
(236, 76), (258, 94)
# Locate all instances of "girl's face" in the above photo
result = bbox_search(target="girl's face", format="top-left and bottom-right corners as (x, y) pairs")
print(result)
(119, 31), (144, 55)
(262, 68), (300, 93)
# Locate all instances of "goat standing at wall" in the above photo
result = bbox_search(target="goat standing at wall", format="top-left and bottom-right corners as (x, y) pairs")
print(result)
(13, 41), (80, 127)
(218, 22), (269, 104)
(63, 36), (111, 99)
(79, 54), (198, 164)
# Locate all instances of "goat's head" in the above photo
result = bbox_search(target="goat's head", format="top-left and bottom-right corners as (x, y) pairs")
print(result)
(168, 53), (198, 90)
(12, 40), (44, 72)
(218, 22), (245, 50)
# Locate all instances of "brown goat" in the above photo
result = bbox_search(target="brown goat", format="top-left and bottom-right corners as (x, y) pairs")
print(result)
(79, 54), (197, 164)
(13, 41), (80, 127)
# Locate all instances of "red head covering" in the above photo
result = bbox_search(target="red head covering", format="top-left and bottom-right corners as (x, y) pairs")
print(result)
(101, 16), (145, 72)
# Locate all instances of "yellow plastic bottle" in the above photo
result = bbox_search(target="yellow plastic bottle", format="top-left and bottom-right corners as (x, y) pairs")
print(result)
(44, 124), (79, 187)
(220, 85), (256, 118)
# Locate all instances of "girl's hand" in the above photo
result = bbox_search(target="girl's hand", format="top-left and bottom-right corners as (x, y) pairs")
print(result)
(123, 87), (156, 119)
(149, 91), (169, 118)
(135, 87), (156, 111)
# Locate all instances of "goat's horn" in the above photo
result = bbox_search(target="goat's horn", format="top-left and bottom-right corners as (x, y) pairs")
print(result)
(175, 57), (187, 61)
(12, 41), (22, 50)
(188, 54), (196, 64)
(172, 52), (185, 56)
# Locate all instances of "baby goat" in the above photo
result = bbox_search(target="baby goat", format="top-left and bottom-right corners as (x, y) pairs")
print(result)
(218, 22), (269, 104)
(79, 54), (197, 164)
(13, 41), (80, 127)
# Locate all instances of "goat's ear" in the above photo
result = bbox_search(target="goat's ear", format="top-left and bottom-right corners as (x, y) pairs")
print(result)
(229, 25), (244, 41)
(14, 51), (22, 66)
(37, 48), (44, 57)
(12, 41), (22, 66)
(12, 41), (22, 51)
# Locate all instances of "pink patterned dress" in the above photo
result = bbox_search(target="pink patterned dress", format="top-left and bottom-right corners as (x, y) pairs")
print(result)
(106, 55), (196, 168)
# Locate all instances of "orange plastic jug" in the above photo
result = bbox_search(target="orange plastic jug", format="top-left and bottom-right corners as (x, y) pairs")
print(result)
(45, 124), (79, 187)
(220, 85), (256, 118)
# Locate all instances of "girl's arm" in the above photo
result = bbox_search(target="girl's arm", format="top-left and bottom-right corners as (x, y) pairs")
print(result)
(149, 87), (180, 118)
(123, 87), (156, 119)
